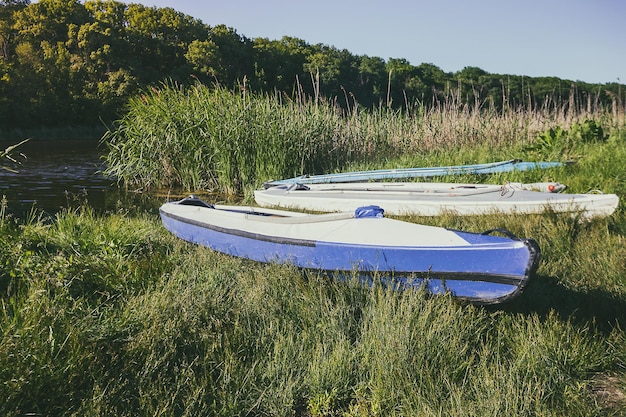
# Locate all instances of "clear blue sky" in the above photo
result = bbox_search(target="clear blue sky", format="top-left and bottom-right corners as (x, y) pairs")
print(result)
(135, 0), (625, 84)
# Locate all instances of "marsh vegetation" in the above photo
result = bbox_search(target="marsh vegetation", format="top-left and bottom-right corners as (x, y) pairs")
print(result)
(2, 84), (626, 416)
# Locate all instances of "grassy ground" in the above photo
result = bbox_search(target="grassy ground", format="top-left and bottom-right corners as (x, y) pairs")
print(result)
(0, 204), (624, 416)
(1, 86), (625, 415)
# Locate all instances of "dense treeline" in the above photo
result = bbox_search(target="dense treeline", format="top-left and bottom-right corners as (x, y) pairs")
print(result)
(0, 0), (624, 130)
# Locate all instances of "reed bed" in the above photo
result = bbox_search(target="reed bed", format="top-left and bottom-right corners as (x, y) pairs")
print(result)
(104, 83), (360, 195)
(103, 83), (624, 198)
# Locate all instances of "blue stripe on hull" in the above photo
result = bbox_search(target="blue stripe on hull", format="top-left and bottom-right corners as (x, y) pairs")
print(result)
(160, 211), (538, 303)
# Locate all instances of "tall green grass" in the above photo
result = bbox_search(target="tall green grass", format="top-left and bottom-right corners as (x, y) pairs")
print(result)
(0, 206), (624, 416)
(104, 83), (382, 196)
(103, 82), (625, 198)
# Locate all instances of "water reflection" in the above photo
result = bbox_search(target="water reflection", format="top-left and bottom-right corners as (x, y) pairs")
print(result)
(0, 139), (242, 217)
(0, 140), (128, 216)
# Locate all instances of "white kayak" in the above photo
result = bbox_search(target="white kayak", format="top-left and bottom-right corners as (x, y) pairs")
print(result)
(254, 181), (619, 219)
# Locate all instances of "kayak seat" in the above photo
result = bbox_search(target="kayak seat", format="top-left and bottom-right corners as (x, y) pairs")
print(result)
(178, 195), (215, 209)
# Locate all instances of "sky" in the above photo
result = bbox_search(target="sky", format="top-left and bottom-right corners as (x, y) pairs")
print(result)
(133, 0), (625, 84)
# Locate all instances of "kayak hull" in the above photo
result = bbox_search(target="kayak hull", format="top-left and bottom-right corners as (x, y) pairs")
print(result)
(160, 196), (541, 304)
(254, 182), (619, 218)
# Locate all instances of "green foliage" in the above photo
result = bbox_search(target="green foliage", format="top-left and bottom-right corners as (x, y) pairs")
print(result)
(525, 125), (569, 158)
(570, 119), (607, 143)
(103, 81), (626, 198)
(523, 119), (610, 161)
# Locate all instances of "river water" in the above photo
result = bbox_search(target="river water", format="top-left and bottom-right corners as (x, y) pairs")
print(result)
(0, 140), (129, 216)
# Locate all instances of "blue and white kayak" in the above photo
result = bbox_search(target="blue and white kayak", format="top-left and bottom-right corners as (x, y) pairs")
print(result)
(159, 195), (541, 304)
(263, 159), (565, 187)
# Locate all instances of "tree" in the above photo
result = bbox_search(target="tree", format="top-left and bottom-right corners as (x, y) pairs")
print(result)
(252, 36), (309, 94)
(358, 55), (386, 103)
(0, 0), (29, 60)
(385, 58), (417, 106)
(304, 44), (360, 105)
(185, 24), (255, 87)
(74, 0), (136, 115)
(185, 38), (220, 80)
(7, 0), (90, 126)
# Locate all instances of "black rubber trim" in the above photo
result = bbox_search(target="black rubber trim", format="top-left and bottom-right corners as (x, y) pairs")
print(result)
(161, 208), (317, 247)
(481, 228), (520, 240)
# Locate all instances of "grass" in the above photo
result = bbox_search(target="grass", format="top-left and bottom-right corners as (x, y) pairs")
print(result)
(0, 208), (624, 416)
(1, 85), (626, 416)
